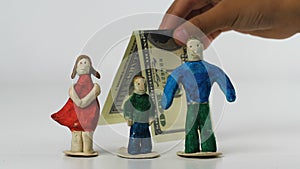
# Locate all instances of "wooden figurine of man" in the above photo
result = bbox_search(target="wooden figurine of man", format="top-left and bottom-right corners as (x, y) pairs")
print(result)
(162, 37), (236, 156)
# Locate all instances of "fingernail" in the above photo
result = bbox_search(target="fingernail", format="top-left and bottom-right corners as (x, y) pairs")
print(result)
(174, 27), (189, 44)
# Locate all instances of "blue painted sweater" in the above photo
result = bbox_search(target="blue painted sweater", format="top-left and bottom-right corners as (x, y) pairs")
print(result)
(162, 60), (236, 109)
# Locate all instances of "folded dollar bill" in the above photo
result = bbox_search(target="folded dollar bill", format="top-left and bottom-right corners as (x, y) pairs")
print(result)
(99, 30), (188, 142)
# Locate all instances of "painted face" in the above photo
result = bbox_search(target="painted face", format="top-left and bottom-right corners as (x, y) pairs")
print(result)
(186, 39), (204, 61)
(76, 58), (91, 75)
(134, 77), (146, 94)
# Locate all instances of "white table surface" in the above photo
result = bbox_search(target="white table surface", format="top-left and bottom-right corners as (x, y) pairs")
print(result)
(1, 81), (300, 169)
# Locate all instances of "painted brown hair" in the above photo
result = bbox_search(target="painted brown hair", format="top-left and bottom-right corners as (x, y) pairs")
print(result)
(132, 75), (145, 84)
(128, 74), (145, 95)
(71, 55), (101, 79)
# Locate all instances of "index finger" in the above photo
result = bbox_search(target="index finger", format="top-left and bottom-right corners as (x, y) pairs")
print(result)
(159, 0), (211, 29)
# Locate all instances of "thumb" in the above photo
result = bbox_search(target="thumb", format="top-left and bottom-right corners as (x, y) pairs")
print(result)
(173, 3), (231, 45)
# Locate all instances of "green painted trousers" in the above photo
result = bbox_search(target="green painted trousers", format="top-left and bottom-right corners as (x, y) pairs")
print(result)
(185, 103), (217, 153)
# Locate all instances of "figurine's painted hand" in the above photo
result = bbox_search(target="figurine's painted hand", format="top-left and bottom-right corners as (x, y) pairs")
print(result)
(94, 83), (101, 96)
(227, 94), (236, 102)
(226, 88), (236, 102)
(127, 120), (133, 126)
(69, 85), (83, 107)
(69, 84), (100, 108)
(149, 120), (154, 126)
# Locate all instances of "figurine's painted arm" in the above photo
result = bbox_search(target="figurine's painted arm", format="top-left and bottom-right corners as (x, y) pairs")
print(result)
(80, 83), (101, 108)
(69, 83), (101, 108)
(69, 85), (82, 107)
(148, 98), (156, 125)
(213, 68), (236, 102)
(161, 75), (179, 110)
(123, 98), (133, 126)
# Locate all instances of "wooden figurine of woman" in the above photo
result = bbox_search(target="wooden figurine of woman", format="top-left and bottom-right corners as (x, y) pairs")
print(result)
(51, 55), (101, 157)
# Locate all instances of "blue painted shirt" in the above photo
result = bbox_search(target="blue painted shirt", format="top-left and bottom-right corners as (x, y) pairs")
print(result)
(162, 60), (236, 109)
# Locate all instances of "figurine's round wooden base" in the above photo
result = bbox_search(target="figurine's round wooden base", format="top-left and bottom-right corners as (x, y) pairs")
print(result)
(117, 147), (160, 159)
(176, 151), (222, 158)
(63, 150), (98, 157)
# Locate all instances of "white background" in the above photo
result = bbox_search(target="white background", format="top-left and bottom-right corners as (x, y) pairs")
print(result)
(1, 0), (300, 169)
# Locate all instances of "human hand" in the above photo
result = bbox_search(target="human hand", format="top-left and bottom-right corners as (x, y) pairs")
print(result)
(160, 0), (300, 46)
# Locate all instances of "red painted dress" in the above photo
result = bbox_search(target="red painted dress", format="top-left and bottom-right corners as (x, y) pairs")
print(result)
(51, 74), (100, 132)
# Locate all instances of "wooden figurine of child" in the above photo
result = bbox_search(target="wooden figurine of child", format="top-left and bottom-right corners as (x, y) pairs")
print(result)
(161, 37), (236, 157)
(51, 55), (101, 157)
(117, 75), (159, 158)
